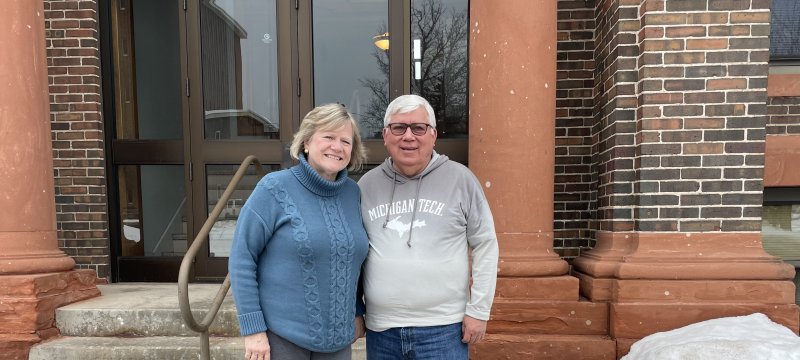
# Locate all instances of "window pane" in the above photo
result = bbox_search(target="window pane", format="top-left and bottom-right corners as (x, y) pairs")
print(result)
(206, 164), (280, 257)
(313, 0), (389, 139)
(200, 0), (280, 140)
(762, 204), (800, 261)
(411, 0), (469, 138)
(762, 203), (800, 304)
(770, 0), (800, 60)
(118, 165), (186, 256)
(118, 0), (183, 140)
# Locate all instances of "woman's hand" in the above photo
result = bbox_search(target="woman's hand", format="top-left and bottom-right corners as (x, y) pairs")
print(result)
(353, 316), (366, 343)
(244, 332), (270, 360)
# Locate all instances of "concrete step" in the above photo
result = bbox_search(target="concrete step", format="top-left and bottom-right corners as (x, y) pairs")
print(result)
(30, 336), (367, 360)
(31, 283), (367, 359)
(29, 336), (244, 360)
(54, 284), (239, 337)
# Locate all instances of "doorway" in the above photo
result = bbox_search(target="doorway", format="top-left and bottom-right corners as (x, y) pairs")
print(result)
(105, 0), (469, 282)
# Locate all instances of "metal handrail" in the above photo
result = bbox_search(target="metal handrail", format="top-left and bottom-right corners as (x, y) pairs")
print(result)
(178, 155), (266, 360)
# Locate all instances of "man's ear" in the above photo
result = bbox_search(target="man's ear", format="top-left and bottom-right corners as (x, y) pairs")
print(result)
(382, 127), (388, 145)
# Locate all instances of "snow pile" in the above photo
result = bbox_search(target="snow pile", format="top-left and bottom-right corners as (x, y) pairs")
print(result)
(622, 313), (800, 360)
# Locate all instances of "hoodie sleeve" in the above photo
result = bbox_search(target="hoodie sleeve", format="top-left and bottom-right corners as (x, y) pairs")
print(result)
(463, 171), (499, 321)
(228, 185), (274, 336)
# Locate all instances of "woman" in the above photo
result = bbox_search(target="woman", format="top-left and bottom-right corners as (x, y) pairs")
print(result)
(229, 104), (369, 360)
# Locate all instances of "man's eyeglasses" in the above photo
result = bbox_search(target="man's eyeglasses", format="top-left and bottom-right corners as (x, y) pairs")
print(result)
(386, 123), (432, 136)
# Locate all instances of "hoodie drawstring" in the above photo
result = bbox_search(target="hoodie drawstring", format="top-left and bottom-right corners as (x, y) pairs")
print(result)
(405, 176), (423, 247)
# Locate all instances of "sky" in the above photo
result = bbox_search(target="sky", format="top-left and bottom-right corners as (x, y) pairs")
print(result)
(622, 313), (800, 360)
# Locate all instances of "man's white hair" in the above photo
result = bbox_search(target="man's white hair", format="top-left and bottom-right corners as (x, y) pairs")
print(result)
(383, 94), (437, 127)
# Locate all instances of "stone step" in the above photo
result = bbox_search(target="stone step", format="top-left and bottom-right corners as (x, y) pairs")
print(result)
(29, 336), (243, 360)
(33, 284), (367, 359)
(29, 336), (367, 360)
(54, 283), (240, 337)
(471, 334), (616, 360)
(488, 299), (609, 335)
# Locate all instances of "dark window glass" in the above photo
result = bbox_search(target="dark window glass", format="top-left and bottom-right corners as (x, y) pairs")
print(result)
(762, 187), (800, 305)
(200, 0), (280, 140)
(770, 0), (800, 60)
(118, 165), (186, 256)
(411, 0), (469, 138)
(206, 164), (279, 257)
(313, 0), (389, 140)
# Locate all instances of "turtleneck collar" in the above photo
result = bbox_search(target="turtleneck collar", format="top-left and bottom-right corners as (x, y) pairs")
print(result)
(291, 154), (349, 197)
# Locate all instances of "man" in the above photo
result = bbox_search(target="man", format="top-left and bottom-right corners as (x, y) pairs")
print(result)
(358, 94), (499, 359)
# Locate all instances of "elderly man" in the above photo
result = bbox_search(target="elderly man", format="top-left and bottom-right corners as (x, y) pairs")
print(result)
(358, 94), (499, 359)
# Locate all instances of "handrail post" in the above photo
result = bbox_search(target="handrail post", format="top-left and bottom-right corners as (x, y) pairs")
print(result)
(178, 155), (266, 359)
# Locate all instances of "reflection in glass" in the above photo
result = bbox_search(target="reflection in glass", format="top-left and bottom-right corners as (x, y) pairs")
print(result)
(117, 0), (183, 140)
(770, 0), (800, 60)
(410, 0), (469, 138)
(200, 0), (280, 140)
(118, 165), (187, 256)
(206, 164), (279, 257)
(314, 0), (388, 139)
(761, 204), (800, 304)
(762, 205), (800, 261)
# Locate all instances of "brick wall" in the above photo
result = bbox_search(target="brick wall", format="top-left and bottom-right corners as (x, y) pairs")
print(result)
(634, 0), (770, 232)
(767, 96), (800, 135)
(554, 0), (596, 258)
(45, 0), (110, 279)
(592, 0), (640, 232)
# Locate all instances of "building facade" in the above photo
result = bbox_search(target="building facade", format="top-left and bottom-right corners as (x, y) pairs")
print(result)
(1, 0), (799, 358)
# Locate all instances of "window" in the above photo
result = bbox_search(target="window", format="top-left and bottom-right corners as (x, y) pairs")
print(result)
(410, 0), (469, 139)
(762, 188), (800, 305)
(770, 0), (800, 60)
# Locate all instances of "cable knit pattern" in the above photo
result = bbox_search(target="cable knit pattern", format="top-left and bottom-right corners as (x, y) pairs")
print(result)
(228, 154), (369, 353)
(321, 197), (355, 347)
(264, 176), (324, 348)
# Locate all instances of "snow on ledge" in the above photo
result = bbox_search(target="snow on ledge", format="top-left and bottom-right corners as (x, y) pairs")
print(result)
(622, 313), (800, 360)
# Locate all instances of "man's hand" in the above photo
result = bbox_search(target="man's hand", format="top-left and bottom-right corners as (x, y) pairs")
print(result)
(461, 315), (487, 344)
(244, 332), (270, 360)
(353, 315), (366, 342)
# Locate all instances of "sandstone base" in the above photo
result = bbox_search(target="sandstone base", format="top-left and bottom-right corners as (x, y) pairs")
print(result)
(0, 269), (99, 359)
(471, 334), (616, 360)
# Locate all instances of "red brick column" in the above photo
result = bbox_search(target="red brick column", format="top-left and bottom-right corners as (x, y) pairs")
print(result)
(45, 0), (110, 279)
(469, 1), (614, 358)
(0, 1), (99, 358)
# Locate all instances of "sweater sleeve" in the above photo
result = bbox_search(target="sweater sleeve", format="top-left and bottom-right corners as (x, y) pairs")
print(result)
(229, 187), (274, 336)
(463, 173), (499, 321)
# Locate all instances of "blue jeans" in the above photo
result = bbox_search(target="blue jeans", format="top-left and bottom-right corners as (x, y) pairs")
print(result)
(366, 322), (468, 360)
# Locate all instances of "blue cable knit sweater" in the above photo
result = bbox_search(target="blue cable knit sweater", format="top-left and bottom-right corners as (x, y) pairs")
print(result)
(229, 155), (368, 352)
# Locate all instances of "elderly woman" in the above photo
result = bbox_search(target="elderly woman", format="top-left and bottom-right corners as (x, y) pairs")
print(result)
(229, 104), (369, 360)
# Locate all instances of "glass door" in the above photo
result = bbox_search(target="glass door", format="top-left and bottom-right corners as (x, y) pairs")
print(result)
(107, 0), (470, 282)
(109, 0), (191, 281)
(185, 0), (294, 281)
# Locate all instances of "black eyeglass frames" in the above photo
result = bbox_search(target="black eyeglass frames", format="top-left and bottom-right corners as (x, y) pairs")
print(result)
(386, 123), (432, 136)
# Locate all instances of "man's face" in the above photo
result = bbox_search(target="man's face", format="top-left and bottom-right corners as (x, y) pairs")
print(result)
(383, 106), (437, 177)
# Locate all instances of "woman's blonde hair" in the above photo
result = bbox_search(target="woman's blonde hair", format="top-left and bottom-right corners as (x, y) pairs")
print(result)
(289, 103), (367, 172)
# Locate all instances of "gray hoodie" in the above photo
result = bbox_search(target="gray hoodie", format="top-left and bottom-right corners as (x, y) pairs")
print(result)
(358, 152), (499, 331)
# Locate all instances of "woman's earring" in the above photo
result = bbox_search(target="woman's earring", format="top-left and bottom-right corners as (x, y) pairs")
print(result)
(304, 149), (308, 153)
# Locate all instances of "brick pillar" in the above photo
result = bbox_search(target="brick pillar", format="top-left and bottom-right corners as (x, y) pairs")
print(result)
(0, 1), (99, 358)
(469, 1), (613, 358)
(45, 0), (110, 279)
(573, 0), (799, 356)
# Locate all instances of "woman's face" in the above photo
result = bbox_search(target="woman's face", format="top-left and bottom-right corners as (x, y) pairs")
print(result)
(304, 122), (353, 181)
